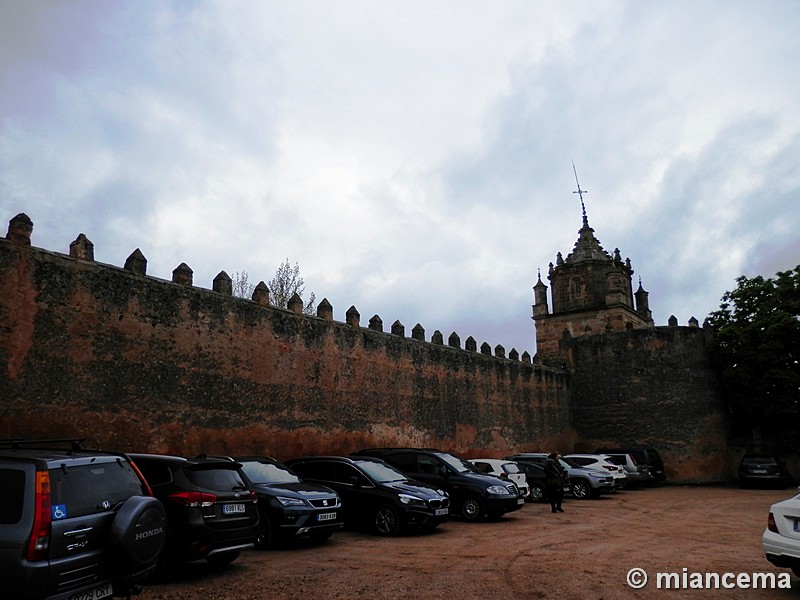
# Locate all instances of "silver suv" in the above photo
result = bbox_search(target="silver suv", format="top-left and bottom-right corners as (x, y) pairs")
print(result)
(505, 452), (615, 499)
(0, 438), (166, 599)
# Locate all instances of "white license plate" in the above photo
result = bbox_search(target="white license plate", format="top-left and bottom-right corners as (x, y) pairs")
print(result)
(794, 520), (800, 533)
(753, 469), (768, 474)
(435, 508), (448, 516)
(222, 503), (246, 514)
(69, 583), (112, 600)
(517, 498), (525, 505)
(317, 512), (337, 521)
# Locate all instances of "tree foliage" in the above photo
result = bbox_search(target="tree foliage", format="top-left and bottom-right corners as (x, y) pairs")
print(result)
(707, 265), (800, 448)
(268, 258), (316, 315)
(231, 270), (255, 299)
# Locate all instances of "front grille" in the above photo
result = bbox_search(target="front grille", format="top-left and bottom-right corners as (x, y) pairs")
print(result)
(505, 484), (518, 494)
(309, 497), (338, 509)
(427, 498), (450, 509)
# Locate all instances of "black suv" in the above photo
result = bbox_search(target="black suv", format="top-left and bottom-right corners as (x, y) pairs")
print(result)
(0, 438), (166, 600)
(739, 454), (794, 488)
(234, 456), (344, 548)
(352, 448), (524, 522)
(128, 453), (259, 568)
(285, 455), (450, 535)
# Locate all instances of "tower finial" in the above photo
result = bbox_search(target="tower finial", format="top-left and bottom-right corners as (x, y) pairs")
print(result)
(572, 161), (588, 226)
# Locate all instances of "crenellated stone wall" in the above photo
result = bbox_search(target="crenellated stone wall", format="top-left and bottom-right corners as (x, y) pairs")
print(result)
(0, 213), (573, 461)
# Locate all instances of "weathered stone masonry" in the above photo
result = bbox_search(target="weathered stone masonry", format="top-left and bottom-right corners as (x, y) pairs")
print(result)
(0, 213), (572, 461)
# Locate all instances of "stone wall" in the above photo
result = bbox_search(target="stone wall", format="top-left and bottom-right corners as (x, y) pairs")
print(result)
(0, 228), (572, 461)
(563, 326), (733, 482)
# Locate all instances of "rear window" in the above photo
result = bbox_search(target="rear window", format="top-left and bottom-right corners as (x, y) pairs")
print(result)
(742, 456), (777, 465)
(0, 468), (26, 524)
(185, 466), (248, 492)
(49, 461), (144, 518)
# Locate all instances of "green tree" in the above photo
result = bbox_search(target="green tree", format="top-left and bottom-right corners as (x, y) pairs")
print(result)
(707, 265), (800, 449)
(268, 258), (317, 315)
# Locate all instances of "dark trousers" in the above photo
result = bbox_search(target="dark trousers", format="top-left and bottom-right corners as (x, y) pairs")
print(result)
(546, 486), (563, 511)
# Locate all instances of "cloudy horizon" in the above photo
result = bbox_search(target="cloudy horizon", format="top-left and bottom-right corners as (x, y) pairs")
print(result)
(2, 1), (799, 356)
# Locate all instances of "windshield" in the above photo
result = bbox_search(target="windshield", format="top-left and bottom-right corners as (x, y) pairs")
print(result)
(356, 460), (408, 483)
(240, 461), (301, 485)
(436, 452), (477, 473)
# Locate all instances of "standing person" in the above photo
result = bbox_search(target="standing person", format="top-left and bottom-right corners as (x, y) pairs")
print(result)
(544, 452), (565, 513)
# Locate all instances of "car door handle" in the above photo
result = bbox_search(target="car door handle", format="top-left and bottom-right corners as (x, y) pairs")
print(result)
(64, 527), (93, 537)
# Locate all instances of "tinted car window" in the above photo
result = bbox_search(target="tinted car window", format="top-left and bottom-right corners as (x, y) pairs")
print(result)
(293, 461), (335, 481)
(241, 462), (301, 485)
(357, 461), (407, 483)
(49, 463), (143, 517)
(389, 453), (418, 472)
(136, 462), (173, 487)
(332, 463), (369, 485)
(185, 466), (247, 491)
(0, 468), (25, 524)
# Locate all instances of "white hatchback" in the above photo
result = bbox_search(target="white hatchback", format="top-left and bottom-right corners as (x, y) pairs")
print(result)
(469, 459), (529, 498)
(764, 491), (800, 577)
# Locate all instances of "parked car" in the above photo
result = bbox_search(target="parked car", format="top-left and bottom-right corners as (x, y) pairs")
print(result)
(763, 492), (800, 577)
(128, 453), (259, 568)
(352, 448), (524, 522)
(512, 460), (551, 503)
(602, 452), (652, 488)
(564, 454), (628, 489)
(234, 456), (343, 548)
(469, 459), (530, 498)
(285, 455), (450, 535)
(595, 446), (666, 483)
(505, 453), (615, 499)
(739, 454), (794, 489)
(0, 438), (167, 600)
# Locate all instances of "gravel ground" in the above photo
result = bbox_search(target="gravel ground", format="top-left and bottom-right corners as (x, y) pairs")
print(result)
(144, 485), (798, 599)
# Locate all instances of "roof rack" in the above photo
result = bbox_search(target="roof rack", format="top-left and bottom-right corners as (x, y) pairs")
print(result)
(0, 438), (86, 451)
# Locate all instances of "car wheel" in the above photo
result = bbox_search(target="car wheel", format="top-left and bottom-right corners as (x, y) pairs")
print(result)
(255, 515), (274, 550)
(109, 496), (167, 570)
(459, 494), (485, 522)
(374, 505), (402, 536)
(572, 480), (592, 499)
(792, 566), (800, 579)
(528, 484), (545, 503)
(206, 551), (240, 566)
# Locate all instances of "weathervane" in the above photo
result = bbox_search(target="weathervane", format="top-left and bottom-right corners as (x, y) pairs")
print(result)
(572, 161), (588, 225)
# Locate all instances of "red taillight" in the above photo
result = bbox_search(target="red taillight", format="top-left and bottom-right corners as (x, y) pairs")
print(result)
(768, 512), (778, 533)
(27, 470), (52, 561)
(168, 491), (217, 507)
(129, 460), (154, 497)
(250, 490), (258, 503)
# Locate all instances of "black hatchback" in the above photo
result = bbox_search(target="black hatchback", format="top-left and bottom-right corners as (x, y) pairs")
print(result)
(234, 456), (344, 548)
(128, 453), (259, 568)
(285, 455), (450, 536)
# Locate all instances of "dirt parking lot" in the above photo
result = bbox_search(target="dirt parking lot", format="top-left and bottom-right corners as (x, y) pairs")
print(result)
(146, 485), (798, 599)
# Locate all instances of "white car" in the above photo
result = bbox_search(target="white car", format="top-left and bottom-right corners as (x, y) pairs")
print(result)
(469, 459), (529, 498)
(764, 492), (800, 577)
(564, 454), (628, 489)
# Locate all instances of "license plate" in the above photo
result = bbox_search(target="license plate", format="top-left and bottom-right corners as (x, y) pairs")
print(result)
(222, 503), (246, 515)
(435, 508), (448, 516)
(317, 512), (337, 521)
(517, 498), (524, 505)
(69, 583), (112, 600)
(753, 469), (768, 474)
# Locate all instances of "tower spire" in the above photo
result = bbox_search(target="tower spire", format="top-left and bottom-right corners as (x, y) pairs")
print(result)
(572, 161), (588, 226)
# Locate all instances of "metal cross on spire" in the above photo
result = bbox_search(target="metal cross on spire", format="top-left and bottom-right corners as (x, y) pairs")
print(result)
(572, 161), (588, 226)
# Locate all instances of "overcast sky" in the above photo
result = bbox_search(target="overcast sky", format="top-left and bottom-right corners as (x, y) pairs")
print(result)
(1, 1), (798, 356)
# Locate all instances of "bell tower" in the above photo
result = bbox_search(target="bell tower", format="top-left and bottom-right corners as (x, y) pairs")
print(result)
(533, 171), (654, 364)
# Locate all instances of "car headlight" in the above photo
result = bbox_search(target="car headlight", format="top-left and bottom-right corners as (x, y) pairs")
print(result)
(276, 496), (307, 507)
(399, 494), (427, 506)
(487, 485), (511, 495)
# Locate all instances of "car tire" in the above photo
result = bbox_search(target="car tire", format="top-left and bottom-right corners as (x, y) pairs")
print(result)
(206, 551), (240, 566)
(459, 494), (485, 522)
(572, 480), (592, 499)
(255, 515), (274, 550)
(528, 484), (545, 503)
(109, 496), (167, 570)
(374, 505), (402, 536)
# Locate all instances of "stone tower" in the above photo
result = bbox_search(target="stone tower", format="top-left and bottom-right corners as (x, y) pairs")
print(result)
(533, 200), (654, 365)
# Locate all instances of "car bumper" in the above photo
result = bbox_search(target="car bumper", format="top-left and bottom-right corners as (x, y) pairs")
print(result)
(486, 495), (525, 515)
(764, 529), (800, 569)
(402, 505), (451, 527)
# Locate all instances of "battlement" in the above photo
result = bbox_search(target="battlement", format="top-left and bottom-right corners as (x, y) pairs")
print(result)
(4, 212), (533, 366)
